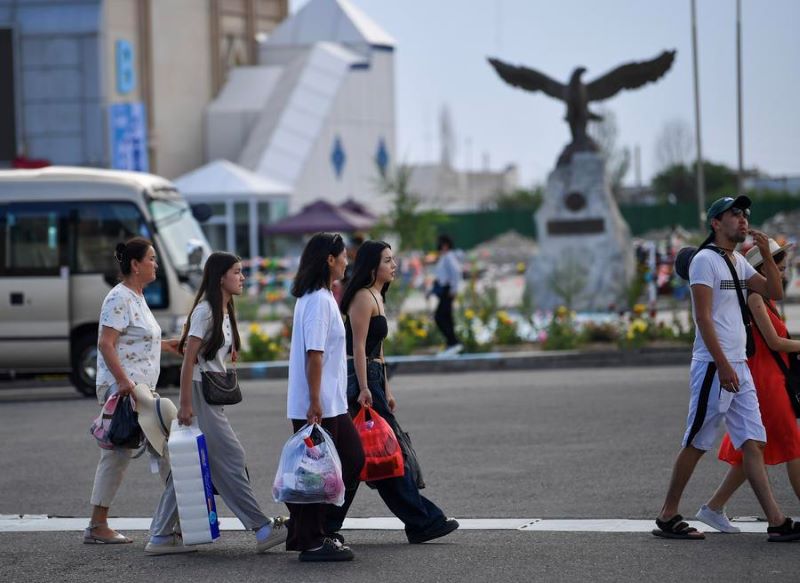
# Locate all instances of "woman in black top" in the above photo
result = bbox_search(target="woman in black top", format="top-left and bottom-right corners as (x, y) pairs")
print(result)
(325, 240), (459, 544)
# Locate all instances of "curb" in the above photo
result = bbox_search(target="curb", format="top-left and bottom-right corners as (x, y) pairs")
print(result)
(236, 346), (692, 380)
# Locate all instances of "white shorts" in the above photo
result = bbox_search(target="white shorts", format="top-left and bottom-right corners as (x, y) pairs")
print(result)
(682, 359), (766, 451)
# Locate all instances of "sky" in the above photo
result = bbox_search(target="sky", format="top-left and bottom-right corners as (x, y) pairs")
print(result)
(290, 0), (800, 187)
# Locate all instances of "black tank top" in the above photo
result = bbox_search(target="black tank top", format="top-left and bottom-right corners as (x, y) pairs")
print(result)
(345, 289), (388, 359)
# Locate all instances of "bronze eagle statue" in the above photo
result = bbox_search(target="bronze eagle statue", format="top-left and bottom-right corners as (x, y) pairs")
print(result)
(488, 50), (676, 165)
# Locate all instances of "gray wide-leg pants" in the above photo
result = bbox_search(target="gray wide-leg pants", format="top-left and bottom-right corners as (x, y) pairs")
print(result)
(150, 381), (269, 536)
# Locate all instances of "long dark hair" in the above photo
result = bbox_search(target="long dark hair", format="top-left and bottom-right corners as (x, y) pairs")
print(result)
(756, 251), (787, 275)
(340, 240), (392, 314)
(291, 232), (346, 298)
(179, 252), (242, 361)
(114, 237), (152, 277)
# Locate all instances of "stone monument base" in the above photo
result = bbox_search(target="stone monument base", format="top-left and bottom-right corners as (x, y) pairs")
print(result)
(528, 151), (635, 312)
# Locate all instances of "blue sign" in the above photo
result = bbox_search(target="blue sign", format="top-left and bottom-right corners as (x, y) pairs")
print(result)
(109, 103), (149, 172)
(330, 136), (346, 179)
(375, 138), (389, 176)
(115, 40), (136, 95)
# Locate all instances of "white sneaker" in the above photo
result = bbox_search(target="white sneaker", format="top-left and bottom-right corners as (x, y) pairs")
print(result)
(144, 533), (198, 555)
(437, 344), (464, 357)
(695, 505), (740, 533)
(256, 517), (288, 553)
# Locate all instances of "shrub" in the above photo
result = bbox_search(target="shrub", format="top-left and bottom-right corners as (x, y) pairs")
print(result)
(242, 324), (285, 361)
(580, 321), (619, 343)
(493, 310), (523, 345)
(541, 306), (581, 351)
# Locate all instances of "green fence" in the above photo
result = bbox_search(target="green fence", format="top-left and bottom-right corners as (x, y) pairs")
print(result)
(439, 200), (800, 249)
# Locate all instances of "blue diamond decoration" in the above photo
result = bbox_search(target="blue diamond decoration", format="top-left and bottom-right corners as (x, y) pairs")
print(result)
(375, 138), (389, 177)
(331, 136), (346, 179)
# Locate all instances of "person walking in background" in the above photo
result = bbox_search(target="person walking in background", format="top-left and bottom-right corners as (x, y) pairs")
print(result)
(285, 233), (365, 562)
(146, 252), (287, 555)
(84, 237), (180, 544)
(696, 239), (800, 533)
(431, 234), (463, 356)
(328, 240), (459, 543)
(653, 196), (800, 542)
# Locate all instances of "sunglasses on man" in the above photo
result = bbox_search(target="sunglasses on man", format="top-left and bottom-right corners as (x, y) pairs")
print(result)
(726, 207), (751, 219)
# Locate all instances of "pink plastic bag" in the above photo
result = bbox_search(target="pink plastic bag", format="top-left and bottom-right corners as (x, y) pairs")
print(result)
(89, 393), (121, 449)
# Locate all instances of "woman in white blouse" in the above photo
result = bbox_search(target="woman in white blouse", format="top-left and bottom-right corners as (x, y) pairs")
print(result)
(84, 237), (179, 544)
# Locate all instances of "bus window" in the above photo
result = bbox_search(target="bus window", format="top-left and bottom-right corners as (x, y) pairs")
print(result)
(68, 201), (168, 310)
(70, 201), (152, 275)
(0, 204), (5, 275)
(5, 203), (66, 275)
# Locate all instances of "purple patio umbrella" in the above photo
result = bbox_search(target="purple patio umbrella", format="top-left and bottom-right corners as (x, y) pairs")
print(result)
(264, 199), (376, 235)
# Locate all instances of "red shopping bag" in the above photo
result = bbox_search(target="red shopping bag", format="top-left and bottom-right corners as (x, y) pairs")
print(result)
(353, 407), (405, 482)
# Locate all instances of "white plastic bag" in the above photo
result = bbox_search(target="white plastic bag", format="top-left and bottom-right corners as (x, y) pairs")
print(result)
(272, 423), (345, 506)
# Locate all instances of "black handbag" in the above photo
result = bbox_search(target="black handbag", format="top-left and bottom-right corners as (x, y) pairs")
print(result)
(108, 395), (145, 449)
(391, 419), (426, 489)
(766, 346), (800, 418)
(201, 365), (242, 405)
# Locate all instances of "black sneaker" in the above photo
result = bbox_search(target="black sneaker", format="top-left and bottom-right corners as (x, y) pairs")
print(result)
(407, 519), (460, 544)
(298, 538), (354, 562)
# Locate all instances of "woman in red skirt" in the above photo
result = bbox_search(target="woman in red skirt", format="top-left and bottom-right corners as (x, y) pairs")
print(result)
(694, 239), (800, 534)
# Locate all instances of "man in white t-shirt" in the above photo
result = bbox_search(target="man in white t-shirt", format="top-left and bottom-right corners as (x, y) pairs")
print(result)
(653, 195), (800, 542)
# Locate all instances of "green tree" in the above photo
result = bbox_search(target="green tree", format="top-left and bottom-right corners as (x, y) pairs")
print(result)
(492, 186), (544, 210)
(652, 161), (737, 203)
(378, 165), (448, 251)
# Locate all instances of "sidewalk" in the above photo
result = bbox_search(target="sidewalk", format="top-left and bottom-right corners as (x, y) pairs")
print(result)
(237, 345), (692, 380)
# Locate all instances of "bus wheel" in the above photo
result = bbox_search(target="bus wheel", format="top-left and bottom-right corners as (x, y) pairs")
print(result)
(70, 333), (98, 398)
(157, 366), (180, 388)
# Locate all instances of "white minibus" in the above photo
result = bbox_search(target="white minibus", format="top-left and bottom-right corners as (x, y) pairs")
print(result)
(0, 167), (211, 396)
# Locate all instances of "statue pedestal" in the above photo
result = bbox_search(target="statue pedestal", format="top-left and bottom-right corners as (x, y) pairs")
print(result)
(528, 151), (635, 311)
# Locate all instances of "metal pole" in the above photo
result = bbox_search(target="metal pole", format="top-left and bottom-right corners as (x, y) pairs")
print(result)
(736, 0), (744, 194)
(691, 0), (706, 229)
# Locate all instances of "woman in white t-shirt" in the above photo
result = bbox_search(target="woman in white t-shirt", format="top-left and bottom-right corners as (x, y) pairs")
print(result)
(145, 252), (286, 555)
(85, 237), (180, 545)
(285, 232), (365, 562)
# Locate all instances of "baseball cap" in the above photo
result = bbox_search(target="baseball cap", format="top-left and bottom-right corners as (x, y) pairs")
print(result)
(706, 195), (751, 228)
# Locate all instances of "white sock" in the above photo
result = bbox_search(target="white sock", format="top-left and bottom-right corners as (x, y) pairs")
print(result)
(255, 524), (273, 542)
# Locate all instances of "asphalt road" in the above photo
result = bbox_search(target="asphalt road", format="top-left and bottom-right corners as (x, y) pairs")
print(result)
(2, 367), (800, 582)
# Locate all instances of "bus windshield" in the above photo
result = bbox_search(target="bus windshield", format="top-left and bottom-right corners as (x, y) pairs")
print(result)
(148, 198), (210, 273)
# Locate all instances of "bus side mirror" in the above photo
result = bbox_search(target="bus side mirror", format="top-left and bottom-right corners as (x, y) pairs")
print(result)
(187, 239), (205, 268)
(191, 204), (212, 223)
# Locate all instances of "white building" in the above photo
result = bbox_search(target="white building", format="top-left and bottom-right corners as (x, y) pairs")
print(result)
(407, 106), (519, 211)
(174, 159), (290, 258)
(205, 0), (396, 215)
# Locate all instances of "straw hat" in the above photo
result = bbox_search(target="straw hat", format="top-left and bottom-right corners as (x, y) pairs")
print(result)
(132, 384), (177, 455)
(745, 238), (793, 269)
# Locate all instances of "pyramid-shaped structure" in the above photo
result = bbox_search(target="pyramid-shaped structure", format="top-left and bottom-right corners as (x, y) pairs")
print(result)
(265, 0), (395, 48)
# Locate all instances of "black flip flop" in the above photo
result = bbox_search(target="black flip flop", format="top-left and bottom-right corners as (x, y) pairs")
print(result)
(767, 518), (800, 542)
(652, 514), (705, 540)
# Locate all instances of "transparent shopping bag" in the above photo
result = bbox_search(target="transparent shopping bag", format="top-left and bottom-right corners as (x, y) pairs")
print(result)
(272, 423), (345, 506)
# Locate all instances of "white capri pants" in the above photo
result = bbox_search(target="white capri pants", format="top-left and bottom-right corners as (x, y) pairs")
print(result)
(89, 384), (169, 508)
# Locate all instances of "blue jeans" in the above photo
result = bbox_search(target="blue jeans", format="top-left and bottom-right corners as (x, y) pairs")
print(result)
(325, 360), (447, 538)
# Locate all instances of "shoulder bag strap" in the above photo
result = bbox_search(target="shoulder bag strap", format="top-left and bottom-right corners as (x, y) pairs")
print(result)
(710, 246), (753, 330)
(751, 315), (791, 376)
(764, 298), (783, 321)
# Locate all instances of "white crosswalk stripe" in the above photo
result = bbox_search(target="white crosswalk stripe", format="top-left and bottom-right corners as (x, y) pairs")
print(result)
(0, 515), (773, 534)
